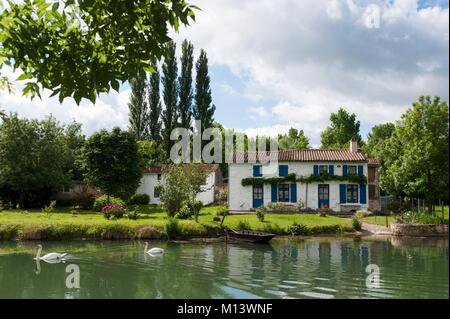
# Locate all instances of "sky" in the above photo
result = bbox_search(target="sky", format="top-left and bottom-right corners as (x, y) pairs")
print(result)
(0, 0), (448, 147)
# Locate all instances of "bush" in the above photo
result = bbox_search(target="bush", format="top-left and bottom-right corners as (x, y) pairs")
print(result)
(128, 193), (150, 205)
(126, 211), (140, 220)
(165, 218), (182, 240)
(287, 222), (310, 236)
(93, 195), (125, 212)
(175, 204), (194, 220)
(352, 216), (362, 231)
(256, 207), (266, 222)
(186, 199), (203, 222)
(53, 193), (74, 207)
(102, 204), (125, 219)
(73, 187), (97, 210)
(236, 220), (251, 230)
(261, 223), (284, 235)
(400, 210), (441, 224)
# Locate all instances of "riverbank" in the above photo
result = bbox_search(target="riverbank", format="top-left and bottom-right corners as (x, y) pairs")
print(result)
(0, 206), (355, 240)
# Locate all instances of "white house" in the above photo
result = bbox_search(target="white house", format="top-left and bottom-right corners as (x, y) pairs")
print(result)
(228, 138), (380, 212)
(137, 164), (223, 205)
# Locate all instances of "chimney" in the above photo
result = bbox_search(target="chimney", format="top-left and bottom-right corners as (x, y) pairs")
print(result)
(350, 136), (358, 153)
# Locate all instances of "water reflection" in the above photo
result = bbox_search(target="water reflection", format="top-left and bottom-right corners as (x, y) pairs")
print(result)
(0, 237), (448, 299)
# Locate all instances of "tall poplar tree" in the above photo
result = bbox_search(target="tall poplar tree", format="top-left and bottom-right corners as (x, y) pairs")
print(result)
(161, 41), (179, 158)
(178, 40), (194, 130)
(128, 73), (149, 140)
(193, 49), (216, 135)
(148, 58), (162, 141)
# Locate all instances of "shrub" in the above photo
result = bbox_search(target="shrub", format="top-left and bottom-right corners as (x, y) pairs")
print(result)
(256, 207), (266, 222)
(41, 200), (56, 218)
(53, 193), (74, 207)
(102, 204), (125, 219)
(175, 204), (194, 220)
(400, 210), (441, 224)
(93, 195), (125, 212)
(165, 218), (182, 240)
(127, 211), (140, 220)
(73, 187), (97, 210)
(188, 199), (203, 221)
(128, 193), (150, 205)
(236, 220), (251, 230)
(287, 222), (310, 236)
(352, 216), (362, 231)
(213, 216), (222, 222)
(310, 225), (345, 235)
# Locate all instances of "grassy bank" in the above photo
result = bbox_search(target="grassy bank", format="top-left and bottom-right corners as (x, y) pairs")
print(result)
(0, 206), (353, 240)
(363, 206), (449, 226)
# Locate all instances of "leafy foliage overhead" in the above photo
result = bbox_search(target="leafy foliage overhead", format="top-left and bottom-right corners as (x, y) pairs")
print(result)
(0, 0), (198, 104)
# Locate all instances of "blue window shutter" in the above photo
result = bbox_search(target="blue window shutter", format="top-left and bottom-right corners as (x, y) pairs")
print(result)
(328, 165), (334, 176)
(358, 165), (364, 176)
(279, 165), (288, 177)
(290, 183), (297, 203)
(339, 184), (346, 203)
(313, 165), (319, 176)
(253, 165), (262, 177)
(360, 184), (367, 204)
(343, 165), (348, 176)
(271, 184), (278, 202)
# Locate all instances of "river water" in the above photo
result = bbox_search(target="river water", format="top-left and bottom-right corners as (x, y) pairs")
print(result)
(0, 237), (448, 299)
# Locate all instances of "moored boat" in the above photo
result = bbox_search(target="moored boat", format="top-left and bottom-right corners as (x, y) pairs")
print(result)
(226, 229), (275, 243)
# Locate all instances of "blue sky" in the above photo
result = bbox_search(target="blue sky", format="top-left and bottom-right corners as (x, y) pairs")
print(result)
(1, 0), (449, 147)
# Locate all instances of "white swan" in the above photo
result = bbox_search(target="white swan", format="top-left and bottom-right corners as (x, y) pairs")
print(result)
(144, 242), (164, 256)
(35, 244), (67, 262)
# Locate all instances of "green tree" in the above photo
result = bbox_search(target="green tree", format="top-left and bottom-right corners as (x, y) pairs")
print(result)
(81, 127), (142, 200)
(0, 0), (198, 103)
(379, 96), (449, 211)
(0, 114), (69, 207)
(159, 165), (189, 217)
(184, 164), (208, 221)
(178, 39), (194, 130)
(363, 122), (395, 157)
(193, 49), (216, 135)
(148, 58), (162, 141)
(278, 128), (310, 150)
(161, 41), (179, 159)
(138, 140), (165, 168)
(320, 108), (363, 149)
(128, 73), (149, 140)
(64, 121), (86, 181)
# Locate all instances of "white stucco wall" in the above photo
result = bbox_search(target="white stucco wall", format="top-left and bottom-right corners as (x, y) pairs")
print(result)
(228, 161), (369, 212)
(137, 172), (216, 205)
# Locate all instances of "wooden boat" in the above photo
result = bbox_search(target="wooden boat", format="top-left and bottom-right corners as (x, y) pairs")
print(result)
(225, 229), (276, 243)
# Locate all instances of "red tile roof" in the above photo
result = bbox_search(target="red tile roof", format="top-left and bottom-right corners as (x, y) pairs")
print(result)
(144, 164), (220, 174)
(232, 149), (369, 162)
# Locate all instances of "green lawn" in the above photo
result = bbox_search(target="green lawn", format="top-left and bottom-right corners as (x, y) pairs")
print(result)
(0, 205), (353, 239)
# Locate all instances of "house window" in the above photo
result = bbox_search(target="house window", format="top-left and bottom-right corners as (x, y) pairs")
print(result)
(278, 184), (290, 202)
(154, 186), (162, 198)
(346, 184), (358, 203)
(253, 165), (263, 177)
(319, 165), (328, 176)
(348, 165), (357, 176)
(253, 185), (263, 200)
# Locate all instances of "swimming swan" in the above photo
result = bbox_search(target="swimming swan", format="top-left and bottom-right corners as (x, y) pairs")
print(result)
(35, 244), (67, 262)
(144, 242), (164, 255)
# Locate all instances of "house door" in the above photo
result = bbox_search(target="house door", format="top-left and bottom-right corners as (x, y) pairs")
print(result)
(318, 184), (329, 208)
(253, 185), (264, 208)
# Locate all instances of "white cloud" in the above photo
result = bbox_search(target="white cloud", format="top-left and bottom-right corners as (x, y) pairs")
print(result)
(247, 106), (271, 119)
(175, 0), (449, 144)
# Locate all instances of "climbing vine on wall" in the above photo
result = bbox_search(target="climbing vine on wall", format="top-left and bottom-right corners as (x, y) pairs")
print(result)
(240, 173), (367, 186)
